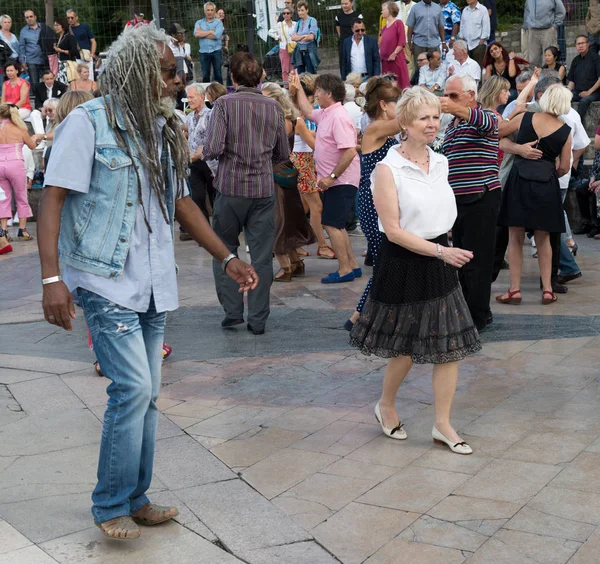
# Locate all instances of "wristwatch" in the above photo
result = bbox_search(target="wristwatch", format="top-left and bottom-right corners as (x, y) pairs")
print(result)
(221, 253), (237, 272)
(450, 36), (455, 40)
(329, 172), (338, 179)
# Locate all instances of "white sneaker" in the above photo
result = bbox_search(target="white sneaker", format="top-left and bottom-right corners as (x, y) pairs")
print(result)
(6, 219), (13, 227)
(347, 225), (364, 237)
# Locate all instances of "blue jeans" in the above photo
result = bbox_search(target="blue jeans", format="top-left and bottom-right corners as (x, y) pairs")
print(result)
(295, 50), (316, 74)
(78, 289), (166, 524)
(559, 239), (580, 276)
(200, 50), (222, 83)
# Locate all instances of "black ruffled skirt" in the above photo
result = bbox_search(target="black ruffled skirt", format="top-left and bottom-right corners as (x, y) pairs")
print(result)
(349, 234), (481, 364)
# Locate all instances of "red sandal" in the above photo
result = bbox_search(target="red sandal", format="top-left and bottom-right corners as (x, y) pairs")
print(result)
(495, 289), (522, 304)
(317, 245), (336, 260)
(542, 290), (558, 305)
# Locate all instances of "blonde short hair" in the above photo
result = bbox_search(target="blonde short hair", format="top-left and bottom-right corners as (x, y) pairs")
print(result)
(395, 86), (441, 131)
(76, 63), (89, 75)
(261, 82), (299, 121)
(55, 91), (94, 123)
(478, 75), (510, 110)
(539, 83), (573, 117)
(345, 72), (362, 88)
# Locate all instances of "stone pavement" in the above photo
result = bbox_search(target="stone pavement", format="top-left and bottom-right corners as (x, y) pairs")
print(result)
(2, 226), (600, 563)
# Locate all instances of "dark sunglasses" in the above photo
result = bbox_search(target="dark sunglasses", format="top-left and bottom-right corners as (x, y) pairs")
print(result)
(283, 11), (292, 14)
(355, 28), (366, 32)
(445, 92), (461, 100)
(382, 74), (397, 81)
(161, 66), (177, 78)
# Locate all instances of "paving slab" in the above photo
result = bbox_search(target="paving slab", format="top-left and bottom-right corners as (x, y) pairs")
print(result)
(8, 375), (85, 415)
(365, 538), (467, 564)
(238, 541), (339, 564)
(568, 526), (600, 564)
(0, 545), (58, 563)
(39, 521), (241, 563)
(176, 479), (312, 553)
(0, 520), (33, 554)
(312, 502), (419, 564)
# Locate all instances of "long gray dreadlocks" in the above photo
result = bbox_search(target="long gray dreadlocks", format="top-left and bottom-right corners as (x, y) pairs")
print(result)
(97, 25), (189, 229)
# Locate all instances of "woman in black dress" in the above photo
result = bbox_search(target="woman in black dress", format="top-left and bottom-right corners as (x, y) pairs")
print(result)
(497, 84), (572, 305)
(53, 18), (79, 84)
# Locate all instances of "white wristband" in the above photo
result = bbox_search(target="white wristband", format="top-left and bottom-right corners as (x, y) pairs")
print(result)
(42, 275), (62, 285)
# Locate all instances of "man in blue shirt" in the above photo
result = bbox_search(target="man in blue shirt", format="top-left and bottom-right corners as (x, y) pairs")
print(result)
(194, 1), (224, 83)
(406, 0), (446, 68)
(19, 9), (45, 84)
(66, 9), (97, 70)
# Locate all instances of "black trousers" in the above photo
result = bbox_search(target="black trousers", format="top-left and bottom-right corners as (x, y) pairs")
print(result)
(452, 189), (502, 330)
(189, 160), (215, 221)
(575, 179), (597, 225)
(491, 224), (509, 283)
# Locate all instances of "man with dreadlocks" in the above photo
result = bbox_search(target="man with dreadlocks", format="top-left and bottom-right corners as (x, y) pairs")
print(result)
(36, 25), (258, 540)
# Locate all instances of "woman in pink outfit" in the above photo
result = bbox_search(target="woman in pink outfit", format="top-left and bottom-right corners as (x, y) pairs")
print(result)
(379, 2), (410, 89)
(0, 104), (42, 244)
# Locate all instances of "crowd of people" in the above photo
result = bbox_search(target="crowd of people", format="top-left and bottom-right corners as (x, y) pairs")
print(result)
(1, 0), (599, 544)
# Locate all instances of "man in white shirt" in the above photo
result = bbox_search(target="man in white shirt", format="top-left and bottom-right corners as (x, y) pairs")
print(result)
(446, 40), (481, 86)
(459, 0), (489, 66)
(341, 19), (381, 80)
(419, 49), (447, 93)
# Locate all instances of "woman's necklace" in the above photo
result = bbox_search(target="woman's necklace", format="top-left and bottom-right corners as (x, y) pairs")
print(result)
(400, 147), (429, 167)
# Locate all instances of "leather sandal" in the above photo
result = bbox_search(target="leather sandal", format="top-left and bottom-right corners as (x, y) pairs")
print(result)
(317, 245), (336, 259)
(291, 259), (305, 276)
(542, 290), (558, 305)
(274, 266), (293, 282)
(495, 289), (522, 304)
(96, 516), (141, 540)
(131, 503), (179, 526)
(17, 228), (34, 241)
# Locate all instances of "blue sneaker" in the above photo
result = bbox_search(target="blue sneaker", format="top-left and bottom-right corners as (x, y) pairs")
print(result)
(321, 271), (356, 284)
(353, 268), (363, 278)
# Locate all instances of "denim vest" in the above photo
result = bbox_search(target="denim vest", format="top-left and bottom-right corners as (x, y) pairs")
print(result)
(58, 97), (176, 279)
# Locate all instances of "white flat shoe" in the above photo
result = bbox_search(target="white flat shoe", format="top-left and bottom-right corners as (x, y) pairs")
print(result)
(374, 402), (407, 440)
(432, 426), (472, 455)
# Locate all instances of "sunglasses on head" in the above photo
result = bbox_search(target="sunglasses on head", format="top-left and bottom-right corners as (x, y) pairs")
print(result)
(161, 66), (177, 78)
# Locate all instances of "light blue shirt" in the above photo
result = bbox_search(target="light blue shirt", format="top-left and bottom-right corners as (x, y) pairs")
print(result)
(18, 24), (43, 65)
(194, 18), (223, 54)
(45, 108), (186, 313)
(295, 16), (318, 45)
(406, 1), (445, 48)
(2, 32), (19, 59)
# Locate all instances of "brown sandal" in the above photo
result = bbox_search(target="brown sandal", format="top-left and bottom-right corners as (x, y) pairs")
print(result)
(96, 516), (141, 540)
(291, 259), (305, 276)
(274, 266), (293, 282)
(18, 228), (34, 241)
(542, 290), (558, 305)
(495, 289), (522, 304)
(131, 503), (179, 526)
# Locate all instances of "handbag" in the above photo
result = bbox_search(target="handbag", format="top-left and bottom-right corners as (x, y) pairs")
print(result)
(79, 48), (91, 62)
(48, 53), (59, 76)
(273, 159), (299, 190)
(283, 22), (296, 54)
(66, 60), (79, 82)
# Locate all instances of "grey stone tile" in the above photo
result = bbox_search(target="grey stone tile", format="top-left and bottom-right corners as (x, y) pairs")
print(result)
(312, 502), (419, 564)
(239, 541), (338, 564)
(0, 354), (90, 375)
(501, 431), (595, 465)
(493, 529), (578, 564)
(550, 452), (600, 493)
(39, 521), (241, 563)
(0, 546), (58, 564)
(504, 507), (595, 543)
(398, 515), (487, 552)
(271, 495), (334, 530)
(185, 406), (285, 440)
(240, 448), (338, 500)
(569, 527), (600, 564)
(155, 412), (185, 440)
(466, 537), (537, 563)
(152, 435), (235, 490)
(346, 435), (432, 468)
(268, 406), (352, 434)
(428, 495), (522, 523)
(319, 457), (397, 484)
(280, 472), (376, 512)
(357, 466), (470, 513)
(454, 459), (561, 504)
(0, 368), (53, 385)
(9, 376), (85, 415)
(365, 538), (466, 564)
(210, 427), (307, 468)
(59, 370), (108, 408)
(0, 408), (101, 456)
(176, 479), (312, 553)
(524, 336), (595, 356)
(162, 401), (223, 420)
(0, 520), (32, 554)
(0, 492), (91, 544)
(412, 446), (493, 475)
(527, 487), (600, 525)
(0, 444), (98, 504)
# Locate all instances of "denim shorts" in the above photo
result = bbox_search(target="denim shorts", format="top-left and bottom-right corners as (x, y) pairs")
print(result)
(321, 183), (358, 229)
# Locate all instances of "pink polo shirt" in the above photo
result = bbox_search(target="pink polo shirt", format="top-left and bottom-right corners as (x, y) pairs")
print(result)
(310, 102), (360, 188)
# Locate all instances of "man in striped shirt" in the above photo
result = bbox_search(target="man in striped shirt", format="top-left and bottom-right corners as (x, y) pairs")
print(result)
(204, 52), (289, 335)
(441, 74), (501, 332)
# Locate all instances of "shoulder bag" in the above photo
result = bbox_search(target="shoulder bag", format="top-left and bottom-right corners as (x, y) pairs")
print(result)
(285, 22), (297, 54)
